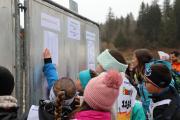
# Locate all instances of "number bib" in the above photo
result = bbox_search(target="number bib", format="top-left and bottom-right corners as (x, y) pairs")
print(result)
(117, 73), (137, 120)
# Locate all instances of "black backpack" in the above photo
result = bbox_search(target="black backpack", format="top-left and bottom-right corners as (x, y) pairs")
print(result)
(38, 99), (76, 120)
(39, 100), (55, 120)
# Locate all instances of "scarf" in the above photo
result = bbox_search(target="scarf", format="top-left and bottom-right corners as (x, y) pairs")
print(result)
(0, 96), (17, 108)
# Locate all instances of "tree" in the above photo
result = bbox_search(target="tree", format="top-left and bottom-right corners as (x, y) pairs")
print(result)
(103, 7), (116, 43)
(148, 2), (162, 43)
(163, 0), (171, 20)
(114, 30), (127, 48)
(100, 0), (179, 49)
(136, 1), (161, 46)
(174, 0), (180, 46)
(137, 2), (146, 31)
(136, 2), (149, 37)
(125, 15), (130, 36)
(159, 0), (176, 47)
(106, 7), (115, 21)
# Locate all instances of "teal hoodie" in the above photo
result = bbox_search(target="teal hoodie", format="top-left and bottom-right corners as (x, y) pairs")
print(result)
(131, 100), (146, 120)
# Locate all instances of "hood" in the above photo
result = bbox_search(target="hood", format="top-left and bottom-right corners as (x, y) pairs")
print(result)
(75, 110), (111, 120)
(0, 96), (17, 108)
(0, 96), (18, 120)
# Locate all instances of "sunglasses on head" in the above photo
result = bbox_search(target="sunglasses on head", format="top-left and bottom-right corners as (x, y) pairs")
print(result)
(143, 75), (160, 88)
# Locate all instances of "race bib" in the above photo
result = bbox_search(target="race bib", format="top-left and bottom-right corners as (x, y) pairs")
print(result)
(117, 76), (137, 120)
(117, 111), (131, 120)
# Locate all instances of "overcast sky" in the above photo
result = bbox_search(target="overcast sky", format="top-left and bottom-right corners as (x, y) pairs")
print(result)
(52, 0), (168, 23)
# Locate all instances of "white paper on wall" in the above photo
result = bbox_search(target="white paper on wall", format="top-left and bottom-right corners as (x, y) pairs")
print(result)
(67, 17), (80, 40)
(44, 30), (59, 65)
(86, 31), (96, 41)
(86, 31), (96, 70)
(41, 12), (60, 31)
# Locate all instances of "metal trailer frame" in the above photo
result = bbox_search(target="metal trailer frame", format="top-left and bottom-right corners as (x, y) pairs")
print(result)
(24, 0), (100, 112)
(0, 0), (100, 113)
(15, 0), (24, 114)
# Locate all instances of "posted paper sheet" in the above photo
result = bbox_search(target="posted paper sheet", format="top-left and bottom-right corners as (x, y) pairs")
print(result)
(44, 30), (59, 65)
(41, 12), (60, 31)
(86, 31), (96, 70)
(67, 17), (80, 40)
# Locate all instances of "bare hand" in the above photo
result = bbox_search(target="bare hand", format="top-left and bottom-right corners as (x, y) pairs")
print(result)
(43, 48), (51, 59)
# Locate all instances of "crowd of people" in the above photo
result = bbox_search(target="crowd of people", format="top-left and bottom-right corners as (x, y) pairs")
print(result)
(0, 48), (180, 120)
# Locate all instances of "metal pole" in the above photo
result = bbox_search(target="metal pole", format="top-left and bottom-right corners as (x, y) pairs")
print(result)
(14, 0), (23, 115)
(24, 0), (31, 112)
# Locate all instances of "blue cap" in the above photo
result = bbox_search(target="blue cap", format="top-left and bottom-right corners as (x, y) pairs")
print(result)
(79, 69), (91, 89)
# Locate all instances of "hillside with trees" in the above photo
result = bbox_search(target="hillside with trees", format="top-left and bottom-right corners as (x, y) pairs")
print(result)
(100, 0), (180, 50)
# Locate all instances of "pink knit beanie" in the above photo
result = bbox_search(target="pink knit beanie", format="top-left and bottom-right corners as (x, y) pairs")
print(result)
(84, 70), (122, 111)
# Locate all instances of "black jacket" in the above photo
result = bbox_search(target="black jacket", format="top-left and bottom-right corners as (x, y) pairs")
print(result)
(21, 99), (78, 120)
(150, 86), (180, 120)
(0, 107), (19, 120)
(39, 99), (77, 120)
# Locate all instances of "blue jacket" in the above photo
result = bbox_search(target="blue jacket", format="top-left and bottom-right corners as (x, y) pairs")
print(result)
(43, 61), (58, 90)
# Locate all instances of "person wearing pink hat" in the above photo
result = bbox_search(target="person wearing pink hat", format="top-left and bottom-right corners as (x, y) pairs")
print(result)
(71, 70), (123, 120)
(96, 49), (137, 120)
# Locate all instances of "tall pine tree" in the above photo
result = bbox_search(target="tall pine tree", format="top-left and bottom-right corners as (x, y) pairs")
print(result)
(174, 0), (180, 46)
(160, 0), (176, 47)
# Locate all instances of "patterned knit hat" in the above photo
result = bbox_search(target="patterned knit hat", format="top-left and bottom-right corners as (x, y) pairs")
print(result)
(0, 66), (14, 95)
(84, 70), (123, 111)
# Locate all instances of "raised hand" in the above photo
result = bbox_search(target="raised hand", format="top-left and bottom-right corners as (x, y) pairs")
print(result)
(43, 48), (51, 59)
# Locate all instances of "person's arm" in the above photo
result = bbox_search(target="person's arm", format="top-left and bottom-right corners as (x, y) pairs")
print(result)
(43, 48), (58, 89)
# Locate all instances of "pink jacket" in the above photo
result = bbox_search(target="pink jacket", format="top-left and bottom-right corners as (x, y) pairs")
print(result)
(74, 110), (111, 120)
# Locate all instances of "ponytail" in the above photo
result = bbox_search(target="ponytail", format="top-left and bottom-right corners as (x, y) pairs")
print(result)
(55, 91), (65, 120)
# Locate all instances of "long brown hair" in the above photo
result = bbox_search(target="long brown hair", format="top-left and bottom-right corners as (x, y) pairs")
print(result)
(134, 49), (153, 82)
(134, 49), (153, 73)
(55, 91), (65, 120)
(54, 77), (76, 120)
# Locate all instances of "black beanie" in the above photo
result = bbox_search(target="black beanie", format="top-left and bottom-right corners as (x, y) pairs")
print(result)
(146, 64), (172, 88)
(0, 66), (14, 95)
